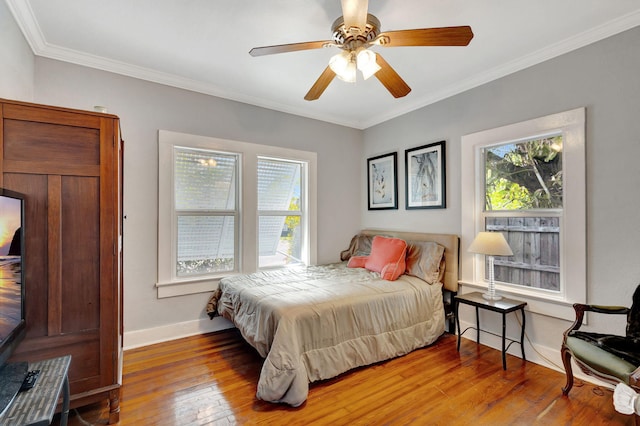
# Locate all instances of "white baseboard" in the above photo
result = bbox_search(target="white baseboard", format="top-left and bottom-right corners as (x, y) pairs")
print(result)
(457, 319), (613, 390)
(123, 316), (234, 350)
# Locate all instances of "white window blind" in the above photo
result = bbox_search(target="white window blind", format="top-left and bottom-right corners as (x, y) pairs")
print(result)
(257, 158), (304, 268)
(174, 147), (238, 277)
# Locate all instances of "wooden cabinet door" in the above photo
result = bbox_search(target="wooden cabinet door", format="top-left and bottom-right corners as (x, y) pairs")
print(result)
(0, 100), (121, 406)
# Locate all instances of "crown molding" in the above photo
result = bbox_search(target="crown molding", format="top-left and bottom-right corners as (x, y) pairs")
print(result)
(7, 0), (640, 129)
(362, 9), (640, 128)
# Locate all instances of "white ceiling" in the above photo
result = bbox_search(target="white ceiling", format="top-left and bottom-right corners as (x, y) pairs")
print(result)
(6, 0), (640, 129)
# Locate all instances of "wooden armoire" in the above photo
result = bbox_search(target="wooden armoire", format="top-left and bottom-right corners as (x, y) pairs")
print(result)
(0, 98), (123, 423)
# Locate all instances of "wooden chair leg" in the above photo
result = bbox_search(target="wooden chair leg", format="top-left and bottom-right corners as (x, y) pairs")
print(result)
(561, 345), (574, 395)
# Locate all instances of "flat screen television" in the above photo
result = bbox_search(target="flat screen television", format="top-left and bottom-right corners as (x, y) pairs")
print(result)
(0, 188), (27, 415)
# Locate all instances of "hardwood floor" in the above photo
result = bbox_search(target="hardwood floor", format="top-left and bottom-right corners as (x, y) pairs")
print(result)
(52, 329), (634, 425)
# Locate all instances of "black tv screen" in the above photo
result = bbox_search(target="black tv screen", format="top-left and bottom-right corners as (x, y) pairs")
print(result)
(0, 189), (25, 368)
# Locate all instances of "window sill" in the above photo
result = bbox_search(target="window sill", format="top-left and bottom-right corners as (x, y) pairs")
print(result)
(156, 277), (224, 298)
(458, 280), (579, 321)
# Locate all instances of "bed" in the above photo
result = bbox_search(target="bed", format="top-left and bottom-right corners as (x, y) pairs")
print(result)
(206, 230), (460, 406)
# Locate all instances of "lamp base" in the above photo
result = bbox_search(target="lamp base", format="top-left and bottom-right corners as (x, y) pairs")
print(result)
(482, 292), (502, 301)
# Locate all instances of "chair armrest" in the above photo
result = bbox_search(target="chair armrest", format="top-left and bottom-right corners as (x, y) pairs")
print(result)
(587, 305), (630, 314)
(630, 365), (640, 389)
(563, 303), (630, 338)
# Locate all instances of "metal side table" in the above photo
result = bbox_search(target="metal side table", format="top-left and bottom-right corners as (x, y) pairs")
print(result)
(0, 355), (71, 426)
(455, 292), (527, 370)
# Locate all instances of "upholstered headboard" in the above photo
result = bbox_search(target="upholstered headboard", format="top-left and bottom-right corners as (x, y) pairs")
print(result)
(359, 229), (460, 293)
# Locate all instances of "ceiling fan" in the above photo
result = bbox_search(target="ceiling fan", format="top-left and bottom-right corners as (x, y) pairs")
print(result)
(249, 0), (473, 101)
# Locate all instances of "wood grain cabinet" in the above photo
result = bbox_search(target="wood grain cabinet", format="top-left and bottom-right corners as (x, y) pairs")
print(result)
(0, 99), (123, 423)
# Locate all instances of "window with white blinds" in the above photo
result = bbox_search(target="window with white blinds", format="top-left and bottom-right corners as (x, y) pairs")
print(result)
(257, 158), (304, 268)
(174, 147), (238, 277)
(157, 130), (317, 298)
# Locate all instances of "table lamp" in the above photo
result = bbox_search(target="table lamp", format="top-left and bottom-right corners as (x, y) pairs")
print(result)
(468, 231), (513, 300)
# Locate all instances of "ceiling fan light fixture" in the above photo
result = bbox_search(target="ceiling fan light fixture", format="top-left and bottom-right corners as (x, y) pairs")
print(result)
(356, 48), (381, 80)
(329, 51), (357, 83)
(250, 1), (473, 100)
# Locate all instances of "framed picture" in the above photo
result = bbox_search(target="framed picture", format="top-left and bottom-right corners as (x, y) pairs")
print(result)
(367, 152), (398, 210)
(405, 141), (446, 209)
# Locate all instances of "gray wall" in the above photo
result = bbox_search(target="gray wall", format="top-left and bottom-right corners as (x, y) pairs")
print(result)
(362, 26), (640, 363)
(29, 58), (363, 343)
(0, 1), (34, 101)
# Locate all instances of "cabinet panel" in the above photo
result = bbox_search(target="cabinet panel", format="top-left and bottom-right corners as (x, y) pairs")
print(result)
(4, 119), (100, 166)
(61, 176), (100, 333)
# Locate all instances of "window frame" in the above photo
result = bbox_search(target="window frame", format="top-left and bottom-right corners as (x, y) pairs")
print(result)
(157, 130), (317, 298)
(460, 108), (586, 320)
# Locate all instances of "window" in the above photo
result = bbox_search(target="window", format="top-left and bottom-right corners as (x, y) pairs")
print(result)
(158, 130), (317, 298)
(482, 136), (562, 292)
(175, 147), (239, 277)
(461, 108), (585, 319)
(257, 158), (305, 268)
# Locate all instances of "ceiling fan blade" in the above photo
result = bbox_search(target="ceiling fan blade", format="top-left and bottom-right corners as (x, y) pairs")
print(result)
(304, 66), (337, 101)
(378, 26), (474, 47)
(250, 40), (333, 57)
(341, 0), (368, 31)
(374, 54), (411, 98)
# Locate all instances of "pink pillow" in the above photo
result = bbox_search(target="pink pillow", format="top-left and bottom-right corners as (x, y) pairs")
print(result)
(365, 236), (407, 281)
(380, 260), (406, 281)
(347, 255), (368, 268)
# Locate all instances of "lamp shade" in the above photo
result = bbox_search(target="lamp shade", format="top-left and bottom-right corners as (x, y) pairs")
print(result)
(468, 232), (513, 256)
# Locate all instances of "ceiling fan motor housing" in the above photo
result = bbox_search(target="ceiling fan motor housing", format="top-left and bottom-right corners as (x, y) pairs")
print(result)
(332, 13), (380, 50)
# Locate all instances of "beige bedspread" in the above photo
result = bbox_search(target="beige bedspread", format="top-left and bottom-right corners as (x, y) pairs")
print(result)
(215, 262), (445, 406)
